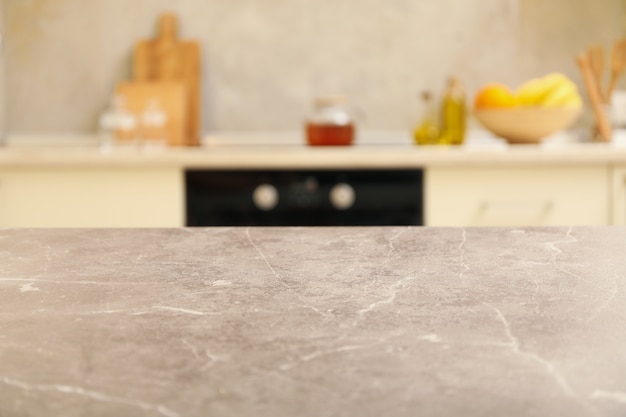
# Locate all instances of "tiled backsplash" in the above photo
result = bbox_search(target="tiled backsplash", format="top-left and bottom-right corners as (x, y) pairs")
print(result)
(2, 0), (624, 135)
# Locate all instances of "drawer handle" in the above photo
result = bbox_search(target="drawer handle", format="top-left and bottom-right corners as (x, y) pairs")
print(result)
(479, 200), (554, 215)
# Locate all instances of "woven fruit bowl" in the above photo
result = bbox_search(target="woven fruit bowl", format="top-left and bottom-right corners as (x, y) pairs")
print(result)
(473, 107), (583, 144)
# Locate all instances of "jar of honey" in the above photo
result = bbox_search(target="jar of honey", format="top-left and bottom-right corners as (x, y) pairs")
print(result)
(305, 96), (355, 146)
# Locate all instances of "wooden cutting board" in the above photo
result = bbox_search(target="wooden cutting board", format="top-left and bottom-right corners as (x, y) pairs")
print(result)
(115, 81), (188, 146)
(132, 13), (201, 146)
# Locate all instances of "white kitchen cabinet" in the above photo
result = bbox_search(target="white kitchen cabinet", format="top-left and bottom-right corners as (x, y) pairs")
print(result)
(425, 166), (610, 226)
(0, 168), (183, 227)
(610, 165), (626, 225)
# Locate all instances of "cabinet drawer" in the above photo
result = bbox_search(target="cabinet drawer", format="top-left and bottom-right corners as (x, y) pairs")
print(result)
(425, 166), (609, 226)
(0, 168), (184, 227)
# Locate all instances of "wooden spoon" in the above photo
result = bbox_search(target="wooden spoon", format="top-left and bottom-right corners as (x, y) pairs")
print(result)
(587, 44), (605, 101)
(606, 38), (626, 103)
(577, 53), (612, 142)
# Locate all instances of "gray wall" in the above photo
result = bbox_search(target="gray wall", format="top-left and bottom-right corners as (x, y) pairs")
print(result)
(2, 0), (625, 135)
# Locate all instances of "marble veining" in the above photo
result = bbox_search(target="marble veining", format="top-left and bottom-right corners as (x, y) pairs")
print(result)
(0, 227), (625, 416)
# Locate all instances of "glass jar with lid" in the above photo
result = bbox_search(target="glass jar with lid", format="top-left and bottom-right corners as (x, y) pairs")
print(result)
(305, 95), (355, 146)
(98, 94), (138, 149)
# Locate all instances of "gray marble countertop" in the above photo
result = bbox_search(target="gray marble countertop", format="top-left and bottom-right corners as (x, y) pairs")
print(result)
(1, 227), (625, 417)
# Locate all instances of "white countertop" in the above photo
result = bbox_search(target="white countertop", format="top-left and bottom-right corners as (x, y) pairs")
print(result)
(2, 130), (626, 169)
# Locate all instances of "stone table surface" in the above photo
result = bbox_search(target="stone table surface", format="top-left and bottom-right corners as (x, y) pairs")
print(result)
(0, 227), (625, 417)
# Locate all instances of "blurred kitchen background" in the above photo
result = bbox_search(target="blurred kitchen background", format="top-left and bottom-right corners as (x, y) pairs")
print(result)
(1, 0), (625, 136)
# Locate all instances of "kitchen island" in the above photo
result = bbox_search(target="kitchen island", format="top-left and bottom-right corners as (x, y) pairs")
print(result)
(1, 227), (625, 416)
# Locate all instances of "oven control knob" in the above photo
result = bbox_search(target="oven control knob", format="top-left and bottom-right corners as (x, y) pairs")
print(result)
(253, 184), (279, 211)
(329, 183), (355, 210)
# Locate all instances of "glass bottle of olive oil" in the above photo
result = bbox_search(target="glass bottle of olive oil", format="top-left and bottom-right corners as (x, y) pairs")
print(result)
(413, 91), (440, 145)
(439, 77), (466, 145)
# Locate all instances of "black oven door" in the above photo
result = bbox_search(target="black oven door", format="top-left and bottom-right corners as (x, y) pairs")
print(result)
(185, 169), (423, 226)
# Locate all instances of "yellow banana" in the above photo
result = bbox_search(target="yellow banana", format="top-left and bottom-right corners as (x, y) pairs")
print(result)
(516, 78), (545, 105)
(533, 73), (571, 104)
(541, 83), (582, 108)
(516, 73), (583, 108)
